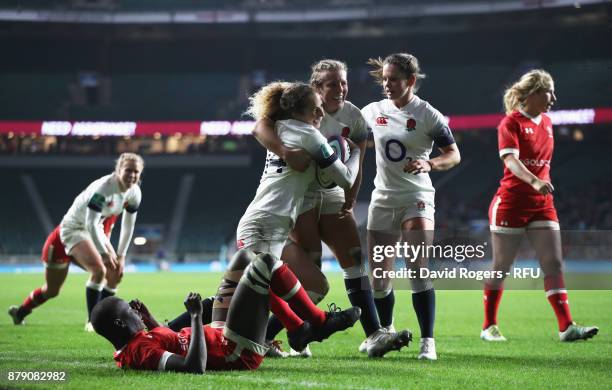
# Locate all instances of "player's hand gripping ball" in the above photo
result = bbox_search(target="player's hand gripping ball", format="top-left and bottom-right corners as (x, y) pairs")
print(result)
(316, 135), (351, 189)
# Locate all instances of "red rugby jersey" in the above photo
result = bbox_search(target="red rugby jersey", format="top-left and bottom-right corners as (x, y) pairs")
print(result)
(497, 110), (554, 195)
(113, 326), (225, 371)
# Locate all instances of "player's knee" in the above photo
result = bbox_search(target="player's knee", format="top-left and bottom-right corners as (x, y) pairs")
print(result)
(372, 277), (390, 292)
(307, 275), (330, 304)
(255, 252), (281, 274)
(111, 271), (124, 286)
(306, 250), (322, 269)
(373, 286), (393, 299)
(227, 249), (255, 272)
(411, 277), (433, 293)
(91, 264), (107, 282)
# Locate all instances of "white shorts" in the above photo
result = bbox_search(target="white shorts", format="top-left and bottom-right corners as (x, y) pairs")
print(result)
(236, 210), (292, 259)
(299, 188), (345, 216)
(299, 189), (322, 215)
(367, 200), (435, 233)
(319, 188), (345, 215)
(59, 224), (91, 255)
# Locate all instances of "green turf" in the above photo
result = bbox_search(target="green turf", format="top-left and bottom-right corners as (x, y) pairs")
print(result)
(0, 273), (610, 389)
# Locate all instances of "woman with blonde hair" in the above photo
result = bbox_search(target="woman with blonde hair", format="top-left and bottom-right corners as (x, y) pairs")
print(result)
(361, 53), (461, 360)
(252, 60), (403, 358)
(481, 69), (598, 342)
(243, 80), (412, 358)
(9, 153), (144, 331)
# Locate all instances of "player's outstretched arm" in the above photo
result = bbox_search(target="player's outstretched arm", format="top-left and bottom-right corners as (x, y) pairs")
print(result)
(165, 292), (207, 374)
(252, 118), (311, 172)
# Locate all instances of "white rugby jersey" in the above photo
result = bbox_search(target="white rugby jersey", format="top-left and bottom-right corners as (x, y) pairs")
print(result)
(309, 100), (369, 198)
(60, 174), (141, 252)
(245, 119), (334, 224)
(361, 95), (455, 208)
(319, 101), (369, 142)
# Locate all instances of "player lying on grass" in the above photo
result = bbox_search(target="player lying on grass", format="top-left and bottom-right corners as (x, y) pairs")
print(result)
(90, 249), (361, 373)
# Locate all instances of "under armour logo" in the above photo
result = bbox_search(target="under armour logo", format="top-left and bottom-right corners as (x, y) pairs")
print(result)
(524, 127), (534, 134)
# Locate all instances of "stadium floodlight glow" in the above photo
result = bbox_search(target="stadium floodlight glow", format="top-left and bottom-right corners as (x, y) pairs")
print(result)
(41, 121), (72, 136)
(2, 107), (612, 136)
(200, 121), (232, 136)
(71, 121), (137, 136)
(231, 120), (256, 135)
(547, 109), (596, 125)
(133, 237), (147, 246)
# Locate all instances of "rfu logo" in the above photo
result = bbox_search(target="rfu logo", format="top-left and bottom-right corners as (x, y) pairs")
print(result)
(406, 118), (417, 132)
(524, 127), (534, 135)
(376, 117), (388, 126)
(342, 126), (351, 137)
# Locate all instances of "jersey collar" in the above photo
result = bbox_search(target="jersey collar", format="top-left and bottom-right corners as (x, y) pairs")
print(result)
(519, 108), (542, 126)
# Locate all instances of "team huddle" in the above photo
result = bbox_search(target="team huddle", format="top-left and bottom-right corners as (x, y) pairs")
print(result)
(8, 53), (598, 374)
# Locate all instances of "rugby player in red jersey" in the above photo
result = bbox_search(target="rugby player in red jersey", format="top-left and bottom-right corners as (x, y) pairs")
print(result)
(482, 69), (598, 342)
(90, 249), (361, 373)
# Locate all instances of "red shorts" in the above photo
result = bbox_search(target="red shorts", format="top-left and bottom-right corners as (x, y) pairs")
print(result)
(204, 327), (265, 371)
(41, 226), (71, 269)
(489, 189), (559, 234)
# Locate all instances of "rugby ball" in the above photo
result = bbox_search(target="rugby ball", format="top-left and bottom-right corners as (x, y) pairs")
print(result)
(316, 135), (351, 189)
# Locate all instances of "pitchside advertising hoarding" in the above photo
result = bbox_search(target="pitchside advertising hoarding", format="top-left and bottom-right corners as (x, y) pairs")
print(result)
(1, 107), (611, 136)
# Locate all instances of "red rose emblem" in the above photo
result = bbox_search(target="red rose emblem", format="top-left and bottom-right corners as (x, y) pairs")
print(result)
(406, 118), (417, 130)
(342, 127), (350, 137)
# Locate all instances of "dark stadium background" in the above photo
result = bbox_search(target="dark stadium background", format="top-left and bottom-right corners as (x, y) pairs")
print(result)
(0, 0), (610, 272)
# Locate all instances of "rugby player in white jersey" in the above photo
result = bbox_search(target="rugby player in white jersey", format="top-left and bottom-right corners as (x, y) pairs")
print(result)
(241, 81), (412, 358)
(9, 153), (143, 331)
(253, 60), (392, 358)
(361, 53), (461, 360)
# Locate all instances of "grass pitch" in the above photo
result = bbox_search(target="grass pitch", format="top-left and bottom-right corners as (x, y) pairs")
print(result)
(0, 273), (610, 390)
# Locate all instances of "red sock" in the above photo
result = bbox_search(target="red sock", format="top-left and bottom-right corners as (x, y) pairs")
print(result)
(483, 283), (503, 329)
(270, 263), (326, 326)
(21, 287), (48, 312)
(268, 292), (303, 332)
(544, 274), (573, 331)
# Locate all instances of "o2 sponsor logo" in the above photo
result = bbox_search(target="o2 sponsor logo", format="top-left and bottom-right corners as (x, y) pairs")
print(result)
(521, 159), (550, 167)
(376, 117), (388, 126)
(384, 139), (412, 163)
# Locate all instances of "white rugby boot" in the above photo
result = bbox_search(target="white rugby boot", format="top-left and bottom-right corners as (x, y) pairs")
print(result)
(265, 340), (289, 358)
(359, 323), (396, 353)
(480, 325), (507, 341)
(288, 345), (313, 358)
(559, 322), (599, 342)
(84, 321), (95, 332)
(417, 337), (437, 360)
